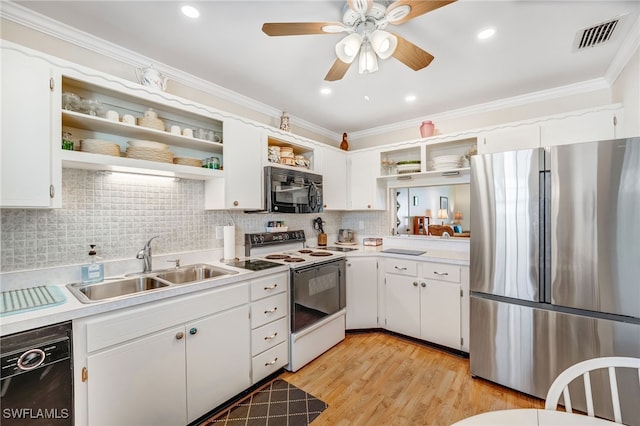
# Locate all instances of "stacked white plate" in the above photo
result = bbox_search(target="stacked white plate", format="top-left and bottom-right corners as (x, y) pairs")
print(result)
(125, 146), (173, 163)
(432, 155), (463, 170)
(173, 157), (202, 167)
(80, 139), (121, 157)
(127, 139), (169, 150)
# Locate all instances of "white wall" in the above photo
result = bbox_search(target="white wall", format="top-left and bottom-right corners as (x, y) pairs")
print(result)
(612, 46), (640, 137)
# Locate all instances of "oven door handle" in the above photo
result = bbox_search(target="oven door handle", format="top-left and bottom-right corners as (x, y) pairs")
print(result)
(308, 182), (319, 211)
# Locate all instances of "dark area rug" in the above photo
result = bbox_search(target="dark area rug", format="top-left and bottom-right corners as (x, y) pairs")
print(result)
(200, 379), (328, 425)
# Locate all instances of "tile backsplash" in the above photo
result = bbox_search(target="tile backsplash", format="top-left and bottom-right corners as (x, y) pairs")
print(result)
(0, 169), (388, 272)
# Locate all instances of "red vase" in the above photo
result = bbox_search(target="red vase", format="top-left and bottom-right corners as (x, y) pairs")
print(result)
(420, 121), (434, 138)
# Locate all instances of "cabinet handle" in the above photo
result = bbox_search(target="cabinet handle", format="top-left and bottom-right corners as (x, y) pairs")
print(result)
(264, 332), (278, 341)
(367, 204), (372, 209)
(265, 357), (278, 366)
(49, 77), (55, 91)
(176, 332), (184, 340)
(264, 307), (278, 314)
(394, 266), (407, 271)
(263, 284), (278, 290)
(433, 271), (449, 276)
(81, 367), (88, 383)
(189, 327), (198, 335)
(421, 282), (426, 288)
(413, 281), (418, 287)
(49, 185), (55, 199)
(233, 200), (239, 206)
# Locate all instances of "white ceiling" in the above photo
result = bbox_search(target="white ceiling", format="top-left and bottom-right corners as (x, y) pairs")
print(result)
(10, 1), (640, 136)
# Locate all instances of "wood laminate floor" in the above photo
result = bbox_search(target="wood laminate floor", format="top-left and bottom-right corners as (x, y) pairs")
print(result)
(280, 332), (544, 425)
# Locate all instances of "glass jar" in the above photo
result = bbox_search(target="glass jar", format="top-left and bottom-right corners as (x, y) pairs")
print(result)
(62, 132), (74, 150)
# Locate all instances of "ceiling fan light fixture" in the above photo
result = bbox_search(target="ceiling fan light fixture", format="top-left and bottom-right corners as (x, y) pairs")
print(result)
(336, 33), (363, 63)
(322, 24), (347, 33)
(371, 30), (398, 59)
(358, 41), (378, 74)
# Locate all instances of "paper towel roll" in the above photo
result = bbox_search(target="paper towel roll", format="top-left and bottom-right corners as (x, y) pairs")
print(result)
(223, 225), (235, 261)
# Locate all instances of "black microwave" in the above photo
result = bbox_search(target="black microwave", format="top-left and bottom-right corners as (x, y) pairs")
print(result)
(264, 166), (323, 213)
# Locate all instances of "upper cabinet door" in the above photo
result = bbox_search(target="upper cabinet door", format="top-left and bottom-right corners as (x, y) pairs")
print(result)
(477, 124), (540, 155)
(1, 47), (61, 208)
(317, 146), (347, 210)
(348, 150), (385, 210)
(210, 118), (265, 210)
(540, 108), (620, 147)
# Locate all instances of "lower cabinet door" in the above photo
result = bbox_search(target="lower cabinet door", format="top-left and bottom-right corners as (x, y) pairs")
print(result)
(420, 280), (461, 349)
(87, 326), (187, 426)
(385, 274), (420, 339)
(186, 305), (251, 423)
(346, 257), (378, 329)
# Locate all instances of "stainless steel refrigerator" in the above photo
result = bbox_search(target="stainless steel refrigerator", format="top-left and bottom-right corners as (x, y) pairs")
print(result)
(470, 137), (640, 424)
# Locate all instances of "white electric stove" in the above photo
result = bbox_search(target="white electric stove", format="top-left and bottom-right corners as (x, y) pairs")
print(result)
(245, 230), (346, 372)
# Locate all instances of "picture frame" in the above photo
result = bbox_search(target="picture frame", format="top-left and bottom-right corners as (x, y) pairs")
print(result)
(440, 196), (448, 210)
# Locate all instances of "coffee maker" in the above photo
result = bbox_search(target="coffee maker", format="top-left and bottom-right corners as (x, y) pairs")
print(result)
(338, 229), (355, 244)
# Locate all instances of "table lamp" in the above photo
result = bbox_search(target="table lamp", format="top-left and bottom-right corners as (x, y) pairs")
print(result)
(437, 209), (448, 225)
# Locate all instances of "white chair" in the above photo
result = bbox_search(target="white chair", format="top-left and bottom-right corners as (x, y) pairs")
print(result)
(544, 356), (640, 424)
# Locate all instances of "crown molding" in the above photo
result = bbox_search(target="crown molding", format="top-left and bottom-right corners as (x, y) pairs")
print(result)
(350, 78), (611, 139)
(605, 14), (640, 85)
(0, 1), (339, 141)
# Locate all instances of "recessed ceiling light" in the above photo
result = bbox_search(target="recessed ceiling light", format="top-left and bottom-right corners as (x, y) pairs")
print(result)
(405, 94), (417, 102)
(320, 87), (332, 95)
(364, 95), (371, 102)
(181, 5), (200, 19)
(477, 27), (496, 40)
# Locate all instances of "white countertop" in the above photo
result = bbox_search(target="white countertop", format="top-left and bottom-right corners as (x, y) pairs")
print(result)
(1, 241), (468, 336)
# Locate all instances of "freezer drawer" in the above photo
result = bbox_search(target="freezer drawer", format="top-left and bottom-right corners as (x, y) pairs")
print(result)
(470, 296), (640, 424)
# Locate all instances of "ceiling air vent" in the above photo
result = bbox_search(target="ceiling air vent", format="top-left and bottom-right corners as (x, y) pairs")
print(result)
(573, 17), (622, 51)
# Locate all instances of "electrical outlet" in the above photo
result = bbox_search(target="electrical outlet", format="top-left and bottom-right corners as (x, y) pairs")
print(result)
(358, 220), (365, 230)
(215, 226), (224, 239)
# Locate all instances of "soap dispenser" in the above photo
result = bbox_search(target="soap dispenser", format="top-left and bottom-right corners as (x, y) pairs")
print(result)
(81, 244), (104, 284)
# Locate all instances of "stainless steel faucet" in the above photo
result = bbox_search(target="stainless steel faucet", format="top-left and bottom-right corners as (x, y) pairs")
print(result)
(136, 236), (159, 273)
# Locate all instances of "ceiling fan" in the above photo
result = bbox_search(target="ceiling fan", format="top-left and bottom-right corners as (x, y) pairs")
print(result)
(262, 0), (456, 81)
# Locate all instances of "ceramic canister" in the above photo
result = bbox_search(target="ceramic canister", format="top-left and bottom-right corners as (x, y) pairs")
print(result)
(420, 121), (435, 138)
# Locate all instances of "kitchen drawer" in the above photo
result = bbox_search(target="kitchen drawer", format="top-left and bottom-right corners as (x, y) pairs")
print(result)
(250, 273), (287, 301)
(422, 262), (461, 283)
(251, 292), (287, 329)
(252, 341), (288, 383)
(251, 317), (288, 356)
(384, 258), (418, 276)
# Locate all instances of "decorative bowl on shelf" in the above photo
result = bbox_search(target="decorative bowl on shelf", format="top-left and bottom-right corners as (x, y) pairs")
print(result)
(395, 160), (421, 174)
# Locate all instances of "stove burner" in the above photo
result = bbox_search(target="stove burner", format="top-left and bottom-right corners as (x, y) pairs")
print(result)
(265, 254), (291, 260)
(284, 257), (305, 262)
(298, 249), (313, 254)
(309, 251), (332, 257)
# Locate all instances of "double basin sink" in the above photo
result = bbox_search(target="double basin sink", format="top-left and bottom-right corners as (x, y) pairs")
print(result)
(67, 263), (239, 304)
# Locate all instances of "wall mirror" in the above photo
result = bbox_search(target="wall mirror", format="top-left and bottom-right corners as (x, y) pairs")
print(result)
(392, 183), (470, 237)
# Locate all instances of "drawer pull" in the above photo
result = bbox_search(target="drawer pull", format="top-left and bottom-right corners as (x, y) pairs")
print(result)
(264, 307), (278, 314)
(263, 284), (278, 290)
(82, 367), (88, 383)
(433, 271), (449, 276)
(265, 357), (279, 366)
(264, 332), (278, 341)
(394, 266), (407, 271)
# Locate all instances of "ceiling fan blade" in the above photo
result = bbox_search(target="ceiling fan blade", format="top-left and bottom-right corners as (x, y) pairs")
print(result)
(347, 0), (373, 14)
(391, 33), (434, 71)
(262, 22), (345, 36)
(386, 0), (456, 25)
(324, 58), (352, 81)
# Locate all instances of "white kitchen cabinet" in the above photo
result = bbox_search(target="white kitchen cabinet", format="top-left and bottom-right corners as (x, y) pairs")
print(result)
(348, 149), (385, 210)
(206, 118), (265, 210)
(74, 282), (251, 426)
(249, 272), (289, 383)
(385, 272), (421, 338)
(477, 124), (540, 154)
(346, 257), (378, 329)
(1, 45), (61, 208)
(317, 145), (348, 210)
(186, 306), (251, 423)
(540, 107), (621, 147)
(419, 280), (461, 349)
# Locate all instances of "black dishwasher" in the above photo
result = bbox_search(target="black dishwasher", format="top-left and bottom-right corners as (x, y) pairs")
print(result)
(1, 321), (73, 425)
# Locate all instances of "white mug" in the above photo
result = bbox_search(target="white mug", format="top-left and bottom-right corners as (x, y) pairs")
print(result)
(105, 110), (119, 121)
(182, 128), (193, 138)
(170, 125), (181, 135)
(212, 133), (222, 143)
(122, 114), (135, 125)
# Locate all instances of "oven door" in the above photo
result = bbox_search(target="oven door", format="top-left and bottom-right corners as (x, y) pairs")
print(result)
(266, 167), (323, 213)
(291, 259), (345, 333)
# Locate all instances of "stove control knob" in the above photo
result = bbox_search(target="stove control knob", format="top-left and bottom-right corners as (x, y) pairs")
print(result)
(284, 233), (290, 240)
